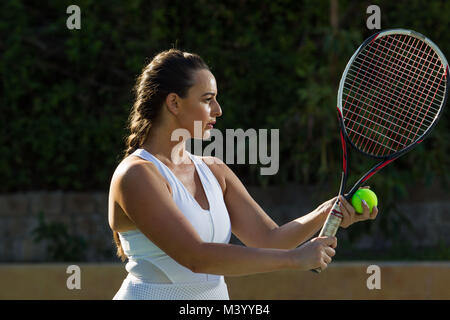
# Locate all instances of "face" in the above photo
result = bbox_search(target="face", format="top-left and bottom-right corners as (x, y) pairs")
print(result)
(174, 69), (222, 140)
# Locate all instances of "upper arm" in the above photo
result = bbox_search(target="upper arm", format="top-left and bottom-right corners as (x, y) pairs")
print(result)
(115, 162), (205, 270)
(213, 158), (278, 248)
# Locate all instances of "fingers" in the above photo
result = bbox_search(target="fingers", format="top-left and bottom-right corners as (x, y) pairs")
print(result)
(318, 236), (338, 248)
(339, 196), (355, 216)
(320, 241), (336, 269)
(309, 236), (338, 271)
(330, 188), (380, 230)
(330, 238), (337, 249)
(324, 246), (336, 257)
(340, 195), (379, 223)
(370, 206), (379, 220)
(322, 251), (332, 265)
(359, 199), (371, 220)
(302, 237), (339, 271)
(338, 196), (355, 227)
(339, 201), (351, 226)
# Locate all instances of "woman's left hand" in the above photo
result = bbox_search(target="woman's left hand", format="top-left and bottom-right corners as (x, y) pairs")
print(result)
(337, 194), (379, 228)
(318, 187), (379, 229)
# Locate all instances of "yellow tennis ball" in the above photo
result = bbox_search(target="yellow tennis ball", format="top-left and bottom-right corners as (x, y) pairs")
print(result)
(351, 189), (378, 214)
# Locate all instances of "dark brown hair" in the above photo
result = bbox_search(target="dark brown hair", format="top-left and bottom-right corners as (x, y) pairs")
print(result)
(113, 49), (210, 262)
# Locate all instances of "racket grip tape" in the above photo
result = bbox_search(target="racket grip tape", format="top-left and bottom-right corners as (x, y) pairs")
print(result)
(311, 201), (343, 273)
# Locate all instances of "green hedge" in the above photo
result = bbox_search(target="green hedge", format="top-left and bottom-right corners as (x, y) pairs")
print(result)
(1, 0), (449, 198)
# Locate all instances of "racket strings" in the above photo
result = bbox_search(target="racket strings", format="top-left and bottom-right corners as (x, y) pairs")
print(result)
(348, 34), (442, 154)
(342, 34), (446, 157)
(349, 38), (445, 110)
(377, 36), (444, 78)
(349, 35), (438, 151)
(343, 72), (437, 126)
(345, 64), (443, 109)
(346, 34), (442, 150)
(342, 86), (435, 130)
(350, 52), (445, 107)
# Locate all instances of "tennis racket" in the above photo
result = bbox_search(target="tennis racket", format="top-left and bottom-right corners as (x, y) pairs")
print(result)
(312, 29), (448, 273)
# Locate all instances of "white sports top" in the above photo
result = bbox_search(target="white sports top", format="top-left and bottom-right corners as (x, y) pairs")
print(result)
(118, 148), (232, 284)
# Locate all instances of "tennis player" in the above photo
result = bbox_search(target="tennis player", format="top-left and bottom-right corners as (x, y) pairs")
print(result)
(109, 49), (378, 300)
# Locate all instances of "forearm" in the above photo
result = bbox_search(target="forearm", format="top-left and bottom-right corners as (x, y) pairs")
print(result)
(266, 209), (328, 249)
(191, 242), (294, 276)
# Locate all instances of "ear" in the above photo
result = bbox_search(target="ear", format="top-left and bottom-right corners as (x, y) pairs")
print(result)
(165, 93), (180, 116)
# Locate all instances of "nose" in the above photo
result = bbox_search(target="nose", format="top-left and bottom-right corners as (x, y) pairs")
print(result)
(212, 100), (222, 117)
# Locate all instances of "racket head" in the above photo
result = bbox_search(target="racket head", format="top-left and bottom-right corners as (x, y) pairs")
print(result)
(337, 29), (449, 160)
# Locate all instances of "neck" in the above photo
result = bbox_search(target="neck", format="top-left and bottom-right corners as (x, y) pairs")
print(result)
(141, 125), (190, 165)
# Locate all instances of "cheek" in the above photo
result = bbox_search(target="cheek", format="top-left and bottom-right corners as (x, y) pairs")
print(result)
(180, 105), (210, 137)
(199, 103), (211, 116)
(185, 102), (208, 115)
(190, 104), (211, 122)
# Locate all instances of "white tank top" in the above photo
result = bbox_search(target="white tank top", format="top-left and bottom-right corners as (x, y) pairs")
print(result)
(118, 148), (232, 284)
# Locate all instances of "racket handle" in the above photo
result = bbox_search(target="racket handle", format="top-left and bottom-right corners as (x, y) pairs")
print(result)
(311, 201), (343, 274)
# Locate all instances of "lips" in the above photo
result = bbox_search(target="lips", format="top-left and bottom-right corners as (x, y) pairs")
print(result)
(206, 120), (216, 129)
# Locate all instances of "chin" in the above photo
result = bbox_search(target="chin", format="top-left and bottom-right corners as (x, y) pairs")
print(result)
(189, 123), (212, 140)
(190, 131), (210, 140)
(202, 130), (211, 140)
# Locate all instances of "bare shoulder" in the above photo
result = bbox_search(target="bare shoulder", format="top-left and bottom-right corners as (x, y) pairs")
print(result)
(111, 156), (168, 197)
(109, 155), (171, 231)
(112, 156), (154, 186)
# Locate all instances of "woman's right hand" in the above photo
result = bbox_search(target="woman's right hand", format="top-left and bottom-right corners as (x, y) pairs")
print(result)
(290, 236), (337, 271)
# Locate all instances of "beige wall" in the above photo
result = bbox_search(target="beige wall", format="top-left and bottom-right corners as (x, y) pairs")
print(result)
(1, 262), (449, 300)
(3, 190), (450, 263)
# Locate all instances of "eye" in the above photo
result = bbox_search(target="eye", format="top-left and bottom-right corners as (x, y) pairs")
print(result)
(205, 98), (213, 103)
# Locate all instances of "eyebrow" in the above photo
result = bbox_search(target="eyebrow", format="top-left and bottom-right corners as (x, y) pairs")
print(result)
(201, 92), (216, 97)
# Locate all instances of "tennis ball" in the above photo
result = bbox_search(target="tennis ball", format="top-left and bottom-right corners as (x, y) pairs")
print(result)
(351, 189), (378, 214)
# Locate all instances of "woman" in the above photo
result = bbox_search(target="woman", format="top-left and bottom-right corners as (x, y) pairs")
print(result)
(108, 49), (378, 300)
